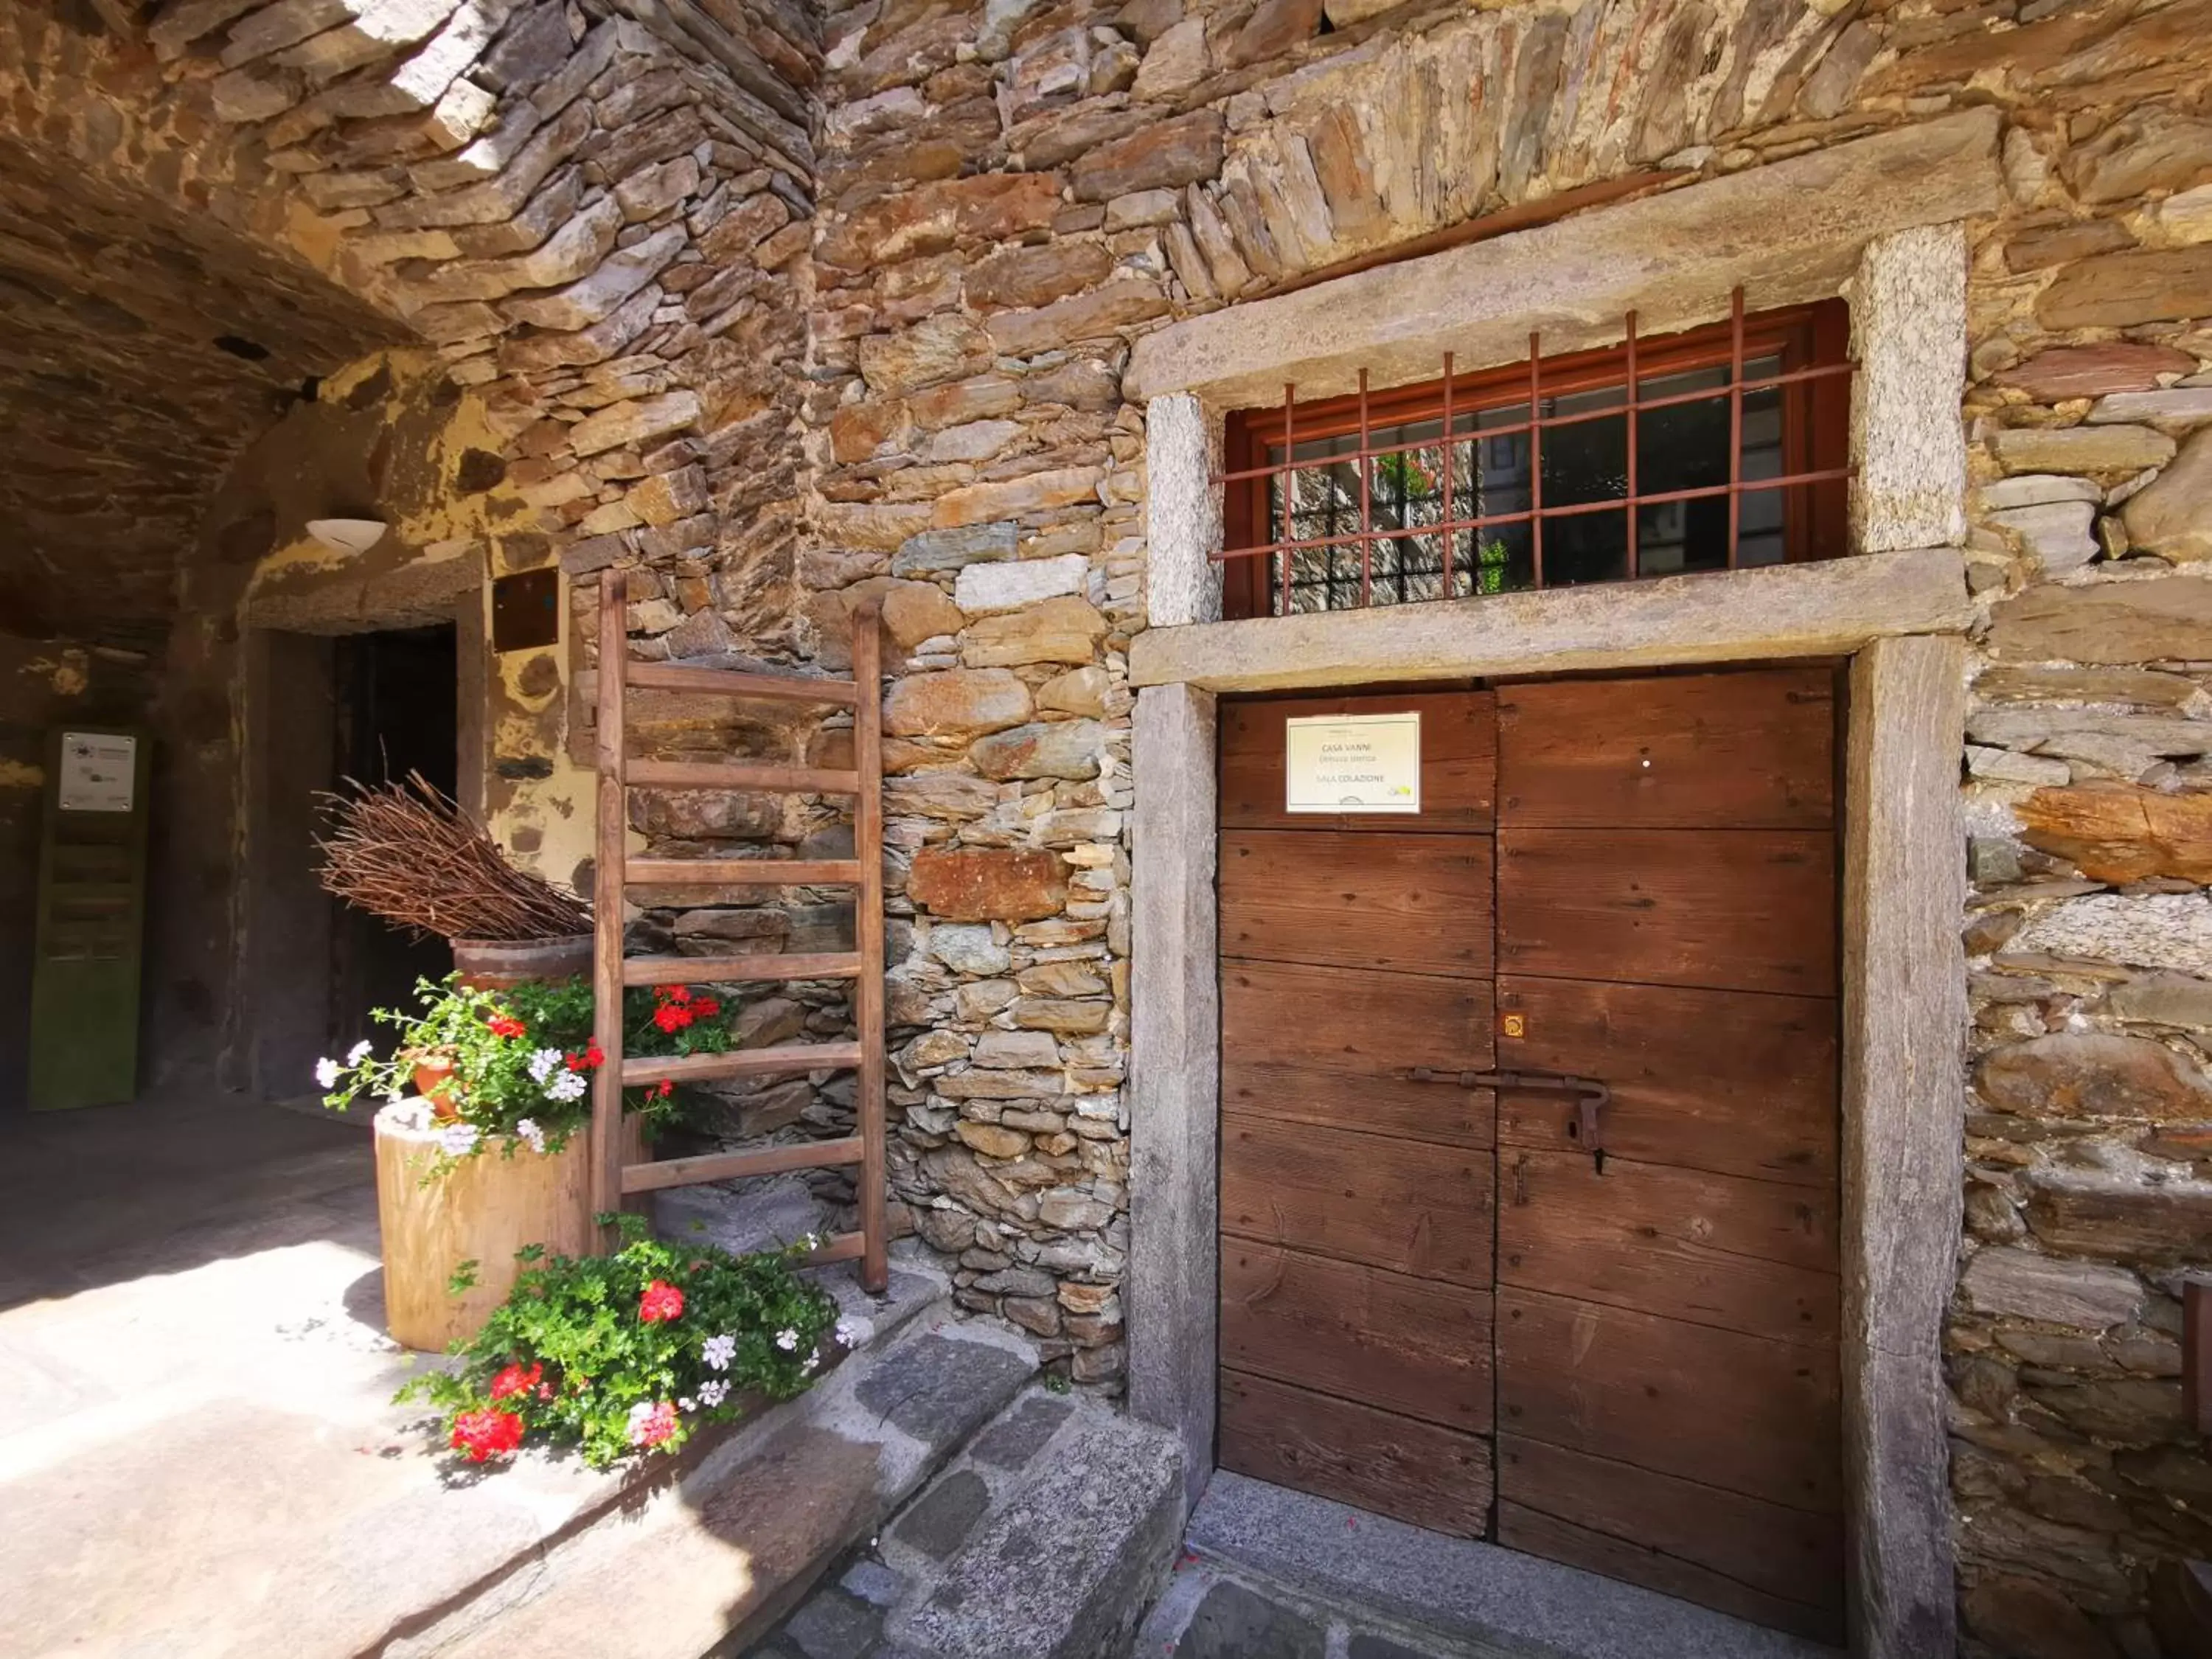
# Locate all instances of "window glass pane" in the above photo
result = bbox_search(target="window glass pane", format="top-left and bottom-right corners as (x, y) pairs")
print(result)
(1253, 341), (1805, 613)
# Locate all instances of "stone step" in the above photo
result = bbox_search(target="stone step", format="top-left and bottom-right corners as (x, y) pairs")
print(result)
(751, 1387), (1187, 1659)
(1142, 1472), (1842, 1659)
(396, 1258), (1040, 1659)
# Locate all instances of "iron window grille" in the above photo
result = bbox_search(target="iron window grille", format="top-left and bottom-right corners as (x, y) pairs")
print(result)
(1218, 291), (1854, 619)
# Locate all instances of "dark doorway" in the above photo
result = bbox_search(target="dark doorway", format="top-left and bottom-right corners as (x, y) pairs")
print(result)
(328, 624), (456, 1054)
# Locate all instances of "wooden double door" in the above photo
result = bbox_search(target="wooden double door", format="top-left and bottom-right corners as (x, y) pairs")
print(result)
(1217, 666), (1845, 1645)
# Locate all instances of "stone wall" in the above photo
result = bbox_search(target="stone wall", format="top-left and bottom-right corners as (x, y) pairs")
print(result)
(792, 0), (2212, 1647)
(1945, 78), (2212, 1659)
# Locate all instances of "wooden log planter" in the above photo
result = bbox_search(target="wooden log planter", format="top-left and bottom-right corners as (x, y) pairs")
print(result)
(375, 1106), (647, 1351)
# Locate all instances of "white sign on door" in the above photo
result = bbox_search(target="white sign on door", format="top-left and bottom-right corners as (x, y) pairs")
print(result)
(1284, 712), (1421, 813)
(58, 731), (136, 813)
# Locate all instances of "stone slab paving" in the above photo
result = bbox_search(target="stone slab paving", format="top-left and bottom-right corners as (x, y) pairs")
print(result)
(0, 1095), (955, 1659)
(750, 1388), (1186, 1659)
(1153, 1473), (1841, 1659)
(421, 1310), (1035, 1659)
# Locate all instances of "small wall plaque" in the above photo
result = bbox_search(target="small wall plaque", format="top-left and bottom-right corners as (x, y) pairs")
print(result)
(1284, 711), (1420, 814)
(58, 731), (136, 813)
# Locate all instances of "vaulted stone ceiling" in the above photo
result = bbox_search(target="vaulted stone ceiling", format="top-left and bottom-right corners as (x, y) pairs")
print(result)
(0, 131), (403, 650)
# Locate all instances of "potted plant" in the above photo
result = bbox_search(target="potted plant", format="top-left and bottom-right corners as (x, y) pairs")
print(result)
(399, 1211), (859, 1468)
(320, 975), (742, 1350)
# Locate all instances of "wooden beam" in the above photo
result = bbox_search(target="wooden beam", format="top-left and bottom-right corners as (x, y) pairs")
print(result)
(620, 1137), (866, 1194)
(620, 952), (864, 986)
(619, 1042), (863, 1085)
(625, 858), (863, 886)
(590, 572), (630, 1232)
(626, 661), (860, 706)
(852, 599), (890, 1295)
(627, 759), (861, 795)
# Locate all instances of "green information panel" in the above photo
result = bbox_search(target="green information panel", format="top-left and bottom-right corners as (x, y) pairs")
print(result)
(29, 727), (151, 1110)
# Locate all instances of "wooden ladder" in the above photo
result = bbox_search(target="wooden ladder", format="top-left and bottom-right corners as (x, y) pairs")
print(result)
(590, 571), (888, 1294)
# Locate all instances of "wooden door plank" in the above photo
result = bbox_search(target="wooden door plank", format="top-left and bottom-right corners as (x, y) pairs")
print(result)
(1495, 976), (1836, 1187)
(1497, 830), (1837, 996)
(1221, 830), (1495, 977)
(1222, 1115), (1494, 1287)
(1222, 959), (1495, 1147)
(1222, 691), (1498, 832)
(1222, 1242), (1495, 1435)
(1220, 1369), (1494, 1537)
(1496, 1287), (1841, 1514)
(1500, 1500), (1844, 1645)
(1498, 1435), (1843, 1632)
(1498, 1150), (1840, 1347)
(1497, 668), (1836, 830)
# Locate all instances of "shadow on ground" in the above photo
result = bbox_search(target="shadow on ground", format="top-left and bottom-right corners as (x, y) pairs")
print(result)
(0, 1091), (375, 1310)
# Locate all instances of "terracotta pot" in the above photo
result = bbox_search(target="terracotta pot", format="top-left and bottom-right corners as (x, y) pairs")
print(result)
(410, 1053), (460, 1120)
(451, 933), (594, 991)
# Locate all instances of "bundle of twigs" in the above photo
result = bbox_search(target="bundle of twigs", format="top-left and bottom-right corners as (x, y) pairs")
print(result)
(315, 773), (591, 942)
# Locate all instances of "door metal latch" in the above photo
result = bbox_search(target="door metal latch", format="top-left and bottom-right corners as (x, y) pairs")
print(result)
(1399, 1067), (1612, 1174)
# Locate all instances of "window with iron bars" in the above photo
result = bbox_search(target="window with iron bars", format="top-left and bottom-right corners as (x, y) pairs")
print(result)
(1219, 293), (1853, 619)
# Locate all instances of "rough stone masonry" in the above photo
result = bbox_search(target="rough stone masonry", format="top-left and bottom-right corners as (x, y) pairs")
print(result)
(5, 0), (2212, 1654)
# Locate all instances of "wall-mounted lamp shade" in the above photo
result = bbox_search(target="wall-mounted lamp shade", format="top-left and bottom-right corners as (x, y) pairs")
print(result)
(307, 518), (388, 556)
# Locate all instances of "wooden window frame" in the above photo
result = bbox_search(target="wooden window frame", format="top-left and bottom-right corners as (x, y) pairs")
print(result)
(1220, 299), (1851, 620)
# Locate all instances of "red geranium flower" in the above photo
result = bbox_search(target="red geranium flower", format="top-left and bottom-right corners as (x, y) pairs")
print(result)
(639, 1279), (685, 1323)
(486, 1015), (526, 1040)
(652, 1004), (692, 1034)
(652, 1079), (675, 1100)
(489, 1362), (543, 1402)
(566, 1040), (605, 1072)
(451, 1408), (525, 1462)
(629, 1400), (678, 1449)
(692, 997), (720, 1018)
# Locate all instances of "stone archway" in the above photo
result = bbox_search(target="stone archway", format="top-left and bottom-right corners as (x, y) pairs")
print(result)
(0, 0), (821, 1099)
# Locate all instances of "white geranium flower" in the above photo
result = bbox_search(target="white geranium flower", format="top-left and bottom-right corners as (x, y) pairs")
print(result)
(515, 1118), (546, 1154)
(437, 1123), (480, 1156)
(678, 1397), (697, 1413)
(801, 1354), (819, 1375)
(774, 1328), (799, 1352)
(834, 1318), (864, 1349)
(698, 1379), (728, 1408)
(347, 1040), (373, 1065)
(702, 1333), (736, 1371)
(315, 1057), (341, 1089)
(545, 1068), (588, 1105)
(625, 1401), (655, 1440)
(526, 1047), (563, 1085)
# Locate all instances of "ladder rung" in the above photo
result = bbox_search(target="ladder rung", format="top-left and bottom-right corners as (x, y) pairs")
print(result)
(808, 1231), (866, 1265)
(622, 952), (866, 987)
(627, 759), (860, 795)
(622, 1042), (863, 1085)
(620, 1135), (866, 1194)
(627, 661), (860, 707)
(625, 858), (863, 886)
